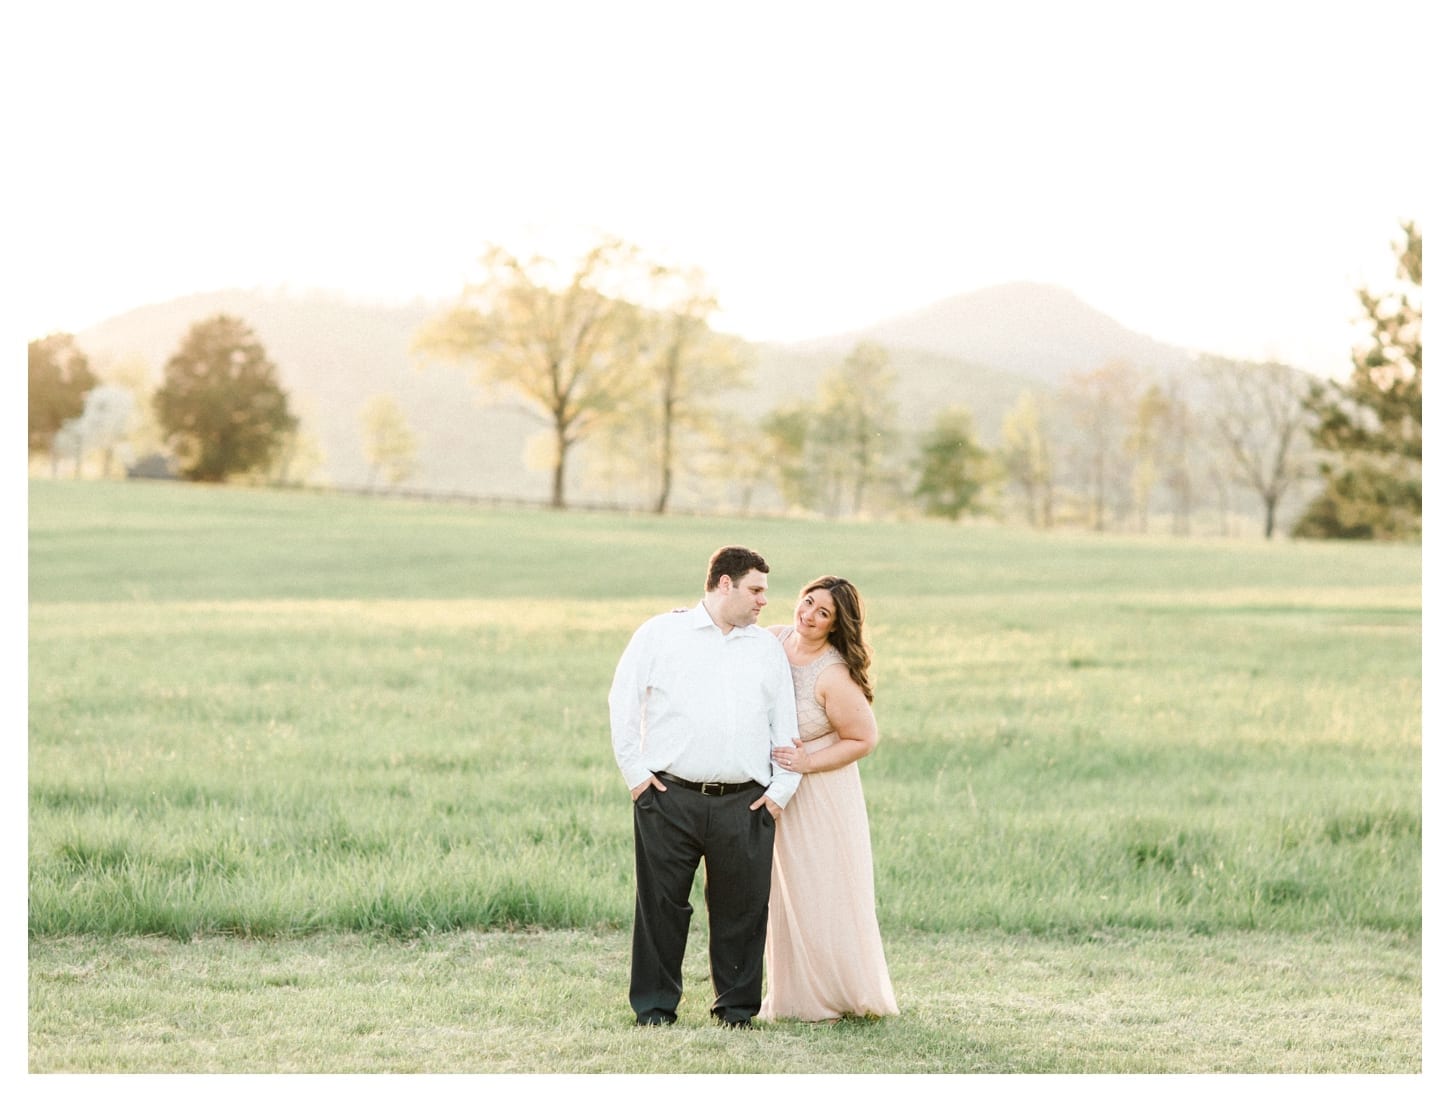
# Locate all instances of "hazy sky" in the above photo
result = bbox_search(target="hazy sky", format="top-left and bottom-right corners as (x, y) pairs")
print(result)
(13, 0), (1431, 378)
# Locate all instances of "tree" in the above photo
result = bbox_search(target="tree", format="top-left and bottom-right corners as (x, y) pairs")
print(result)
(153, 315), (297, 482)
(75, 384), (137, 478)
(813, 342), (900, 516)
(679, 410), (772, 514)
(259, 422), (327, 488)
(29, 333), (98, 455)
(415, 239), (645, 509)
(51, 419), (86, 479)
(1202, 453), (1238, 537)
(998, 391), (1056, 528)
(913, 406), (991, 520)
(1201, 357), (1312, 539)
(1126, 379), (1202, 536)
(1061, 361), (1140, 530)
(1127, 385), (1169, 533)
(1149, 378), (1198, 536)
(1297, 221), (1422, 539)
(632, 266), (751, 513)
(105, 355), (167, 469)
(360, 395), (418, 488)
(760, 401), (814, 512)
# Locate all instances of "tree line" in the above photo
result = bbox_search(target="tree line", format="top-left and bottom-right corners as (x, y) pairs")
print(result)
(27, 224), (1420, 540)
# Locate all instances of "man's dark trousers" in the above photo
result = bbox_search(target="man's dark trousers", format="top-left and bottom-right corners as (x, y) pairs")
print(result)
(630, 780), (775, 1025)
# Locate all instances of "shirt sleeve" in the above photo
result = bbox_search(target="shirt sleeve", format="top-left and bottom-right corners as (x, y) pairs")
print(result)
(608, 619), (656, 791)
(762, 645), (803, 807)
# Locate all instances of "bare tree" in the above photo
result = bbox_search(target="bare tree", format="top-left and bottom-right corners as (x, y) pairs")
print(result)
(1155, 378), (1199, 535)
(1061, 361), (1140, 531)
(1200, 356), (1313, 539)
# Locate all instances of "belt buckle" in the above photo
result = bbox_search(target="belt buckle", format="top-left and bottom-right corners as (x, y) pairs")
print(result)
(700, 781), (726, 796)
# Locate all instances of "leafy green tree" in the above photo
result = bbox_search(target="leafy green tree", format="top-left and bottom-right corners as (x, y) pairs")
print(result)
(658, 409), (769, 513)
(998, 391), (1056, 527)
(153, 315), (296, 483)
(29, 333), (98, 455)
(1297, 221), (1421, 539)
(814, 342), (900, 516)
(361, 394), (418, 488)
(913, 406), (991, 520)
(1127, 385), (1170, 533)
(106, 355), (168, 468)
(415, 239), (644, 509)
(760, 401), (814, 511)
(632, 266), (751, 513)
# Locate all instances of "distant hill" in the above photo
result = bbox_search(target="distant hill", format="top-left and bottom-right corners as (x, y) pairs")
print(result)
(73, 282), (1208, 504)
(804, 281), (1200, 383)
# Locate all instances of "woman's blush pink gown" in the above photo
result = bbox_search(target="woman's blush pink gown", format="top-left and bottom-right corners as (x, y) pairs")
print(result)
(761, 631), (898, 1022)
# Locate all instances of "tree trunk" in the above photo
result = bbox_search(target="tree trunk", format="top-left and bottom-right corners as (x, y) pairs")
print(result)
(654, 414), (674, 515)
(551, 425), (569, 509)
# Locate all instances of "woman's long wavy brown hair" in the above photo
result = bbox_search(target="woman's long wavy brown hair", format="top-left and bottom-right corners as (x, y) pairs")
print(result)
(801, 576), (874, 702)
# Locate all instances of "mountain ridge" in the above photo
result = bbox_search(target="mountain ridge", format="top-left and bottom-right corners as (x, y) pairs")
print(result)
(797, 281), (1200, 382)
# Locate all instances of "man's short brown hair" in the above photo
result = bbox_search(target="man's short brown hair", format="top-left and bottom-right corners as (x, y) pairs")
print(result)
(706, 546), (769, 590)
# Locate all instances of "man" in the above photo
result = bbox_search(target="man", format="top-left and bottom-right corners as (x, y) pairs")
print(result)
(609, 545), (801, 1027)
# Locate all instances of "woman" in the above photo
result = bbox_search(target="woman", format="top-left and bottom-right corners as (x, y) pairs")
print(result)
(760, 576), (898, 1022)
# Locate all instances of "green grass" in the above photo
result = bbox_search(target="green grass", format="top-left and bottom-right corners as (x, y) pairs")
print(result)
(27, 478), (1422, 1071)
(28, 928), (1419, 1073)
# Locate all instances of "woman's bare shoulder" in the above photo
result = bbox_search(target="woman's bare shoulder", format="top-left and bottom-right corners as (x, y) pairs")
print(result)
(816, 657), (861, 694)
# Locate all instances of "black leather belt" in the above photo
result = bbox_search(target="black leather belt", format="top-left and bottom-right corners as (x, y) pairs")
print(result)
(656, 772), (759, 796)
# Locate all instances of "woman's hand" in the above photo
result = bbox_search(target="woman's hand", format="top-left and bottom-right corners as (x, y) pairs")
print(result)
(772, 737), (808, 774)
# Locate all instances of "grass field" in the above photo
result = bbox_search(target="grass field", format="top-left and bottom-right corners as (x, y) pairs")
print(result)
(26, 479), (1423, 1074)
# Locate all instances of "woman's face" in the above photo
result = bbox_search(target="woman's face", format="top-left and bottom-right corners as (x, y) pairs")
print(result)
(794, 587), (837, 641)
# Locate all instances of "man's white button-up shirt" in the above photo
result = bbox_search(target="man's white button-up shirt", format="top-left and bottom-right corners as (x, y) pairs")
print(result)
(609, 603), (802, 808)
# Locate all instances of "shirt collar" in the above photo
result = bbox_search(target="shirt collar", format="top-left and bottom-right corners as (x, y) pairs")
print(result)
(687, 600), (764, 638)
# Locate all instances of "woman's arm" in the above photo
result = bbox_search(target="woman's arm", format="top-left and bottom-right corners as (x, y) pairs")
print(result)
(773, 664), (878, 775)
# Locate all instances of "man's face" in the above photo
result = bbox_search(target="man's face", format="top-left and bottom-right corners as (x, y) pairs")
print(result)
(718, 569), (769, 628)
